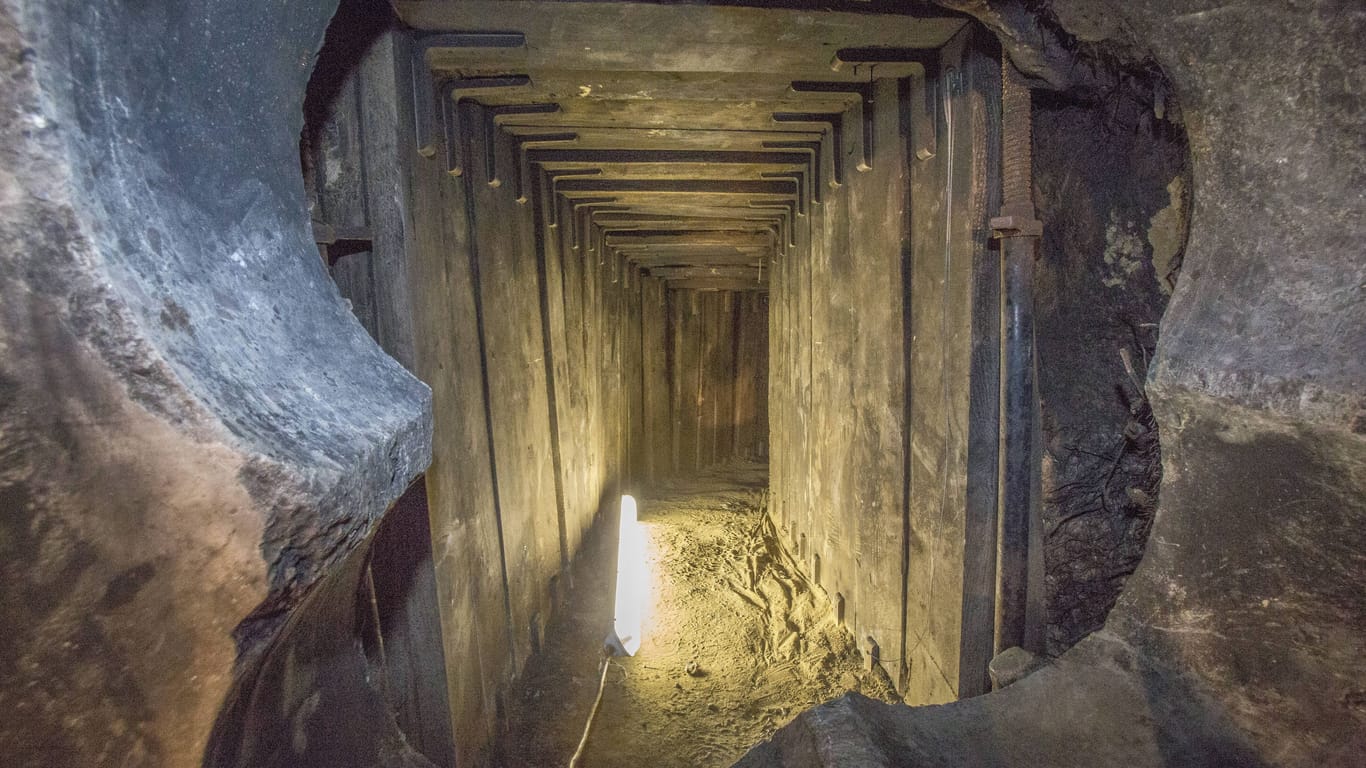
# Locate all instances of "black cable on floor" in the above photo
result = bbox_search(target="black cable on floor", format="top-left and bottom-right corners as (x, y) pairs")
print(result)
(568, 650), (613, 768)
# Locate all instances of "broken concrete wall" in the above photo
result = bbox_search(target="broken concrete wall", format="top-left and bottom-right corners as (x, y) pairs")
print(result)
(5, 0), (647, 763)
(1100, 0), (1365, 760)
(1, 0), (433, 766)
(7, 0), (1361, 766)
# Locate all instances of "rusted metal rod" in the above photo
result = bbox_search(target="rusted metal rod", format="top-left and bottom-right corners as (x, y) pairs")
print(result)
(993, 58), (1043, 656)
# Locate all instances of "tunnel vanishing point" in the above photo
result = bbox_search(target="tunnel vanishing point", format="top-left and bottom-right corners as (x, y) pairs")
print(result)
(1, 0), (1363, 766)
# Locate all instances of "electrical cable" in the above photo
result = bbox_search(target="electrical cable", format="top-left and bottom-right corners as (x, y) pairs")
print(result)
(568, 650), (613, 768)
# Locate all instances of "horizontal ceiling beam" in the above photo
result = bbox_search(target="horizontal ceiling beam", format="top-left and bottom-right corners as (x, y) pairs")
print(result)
(397, 1), (965, 75)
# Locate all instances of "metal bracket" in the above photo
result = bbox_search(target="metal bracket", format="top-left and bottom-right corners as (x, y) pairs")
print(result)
(481, 103), (561, 188)
(411, 32), (526, 157)
(832, 47), (940, 162)
(990, 214), (1043, 239)
(748, 201), (798, 247)
(760, 170), (809, 216)
(771, 113), (840, 189)
(761, 140), (826, 196)
(567, 197), (619, 250)
(438, 77), (531, 177)
(536, 166), (600, 226)
(514, 133), (583, 205)
(790, 81), (873, 174)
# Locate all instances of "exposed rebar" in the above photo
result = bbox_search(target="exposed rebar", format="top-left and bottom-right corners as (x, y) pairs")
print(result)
(1000, 61), (1034, 214)
(994, 55), (1043, 658)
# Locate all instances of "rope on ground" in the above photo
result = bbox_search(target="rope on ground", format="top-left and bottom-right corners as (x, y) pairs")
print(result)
(568, 651), (613, 768)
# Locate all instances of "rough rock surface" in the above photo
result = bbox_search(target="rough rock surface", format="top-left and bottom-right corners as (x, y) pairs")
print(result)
(1, 0), (430, 764)
(1032, 91), (1185, 654)
(737, 632), (1266, 768)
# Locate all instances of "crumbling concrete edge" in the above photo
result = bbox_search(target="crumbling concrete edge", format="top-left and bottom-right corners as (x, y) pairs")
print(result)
(8, 0), (432, 655)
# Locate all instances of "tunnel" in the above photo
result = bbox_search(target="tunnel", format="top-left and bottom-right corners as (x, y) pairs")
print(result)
(1, 1), (1363, 767)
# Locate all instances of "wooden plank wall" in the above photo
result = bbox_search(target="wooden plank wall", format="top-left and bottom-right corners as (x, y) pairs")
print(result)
(322, 34), (652, 759)
(767, 29), (1001, 703)
(657, 289), (769, 476)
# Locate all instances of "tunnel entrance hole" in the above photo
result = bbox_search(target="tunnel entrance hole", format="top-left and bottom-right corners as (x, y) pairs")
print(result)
(279, 0), (1191, 764)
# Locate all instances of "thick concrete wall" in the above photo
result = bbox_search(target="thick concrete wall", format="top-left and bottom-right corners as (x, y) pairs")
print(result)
(1, 0), (434, 766)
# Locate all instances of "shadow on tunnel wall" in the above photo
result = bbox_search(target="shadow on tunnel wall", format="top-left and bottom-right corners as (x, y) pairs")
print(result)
(1031, 63), (1188, 656)
(205, 477), (453, 768)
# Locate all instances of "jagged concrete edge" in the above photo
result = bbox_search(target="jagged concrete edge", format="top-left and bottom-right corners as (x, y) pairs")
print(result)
(11, 0), (433, 652)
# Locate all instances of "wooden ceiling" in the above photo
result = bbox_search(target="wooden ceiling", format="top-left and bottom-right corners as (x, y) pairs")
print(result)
(395, 0), (966, 290)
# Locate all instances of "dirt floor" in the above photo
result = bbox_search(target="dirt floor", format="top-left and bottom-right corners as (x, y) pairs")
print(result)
(495, 461), (900, 767)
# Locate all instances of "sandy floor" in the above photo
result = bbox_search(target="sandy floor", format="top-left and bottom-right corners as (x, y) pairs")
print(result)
(496, 461), (900, 767)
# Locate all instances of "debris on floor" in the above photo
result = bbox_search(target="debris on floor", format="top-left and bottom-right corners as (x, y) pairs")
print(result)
(498, 461), (900, 767)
